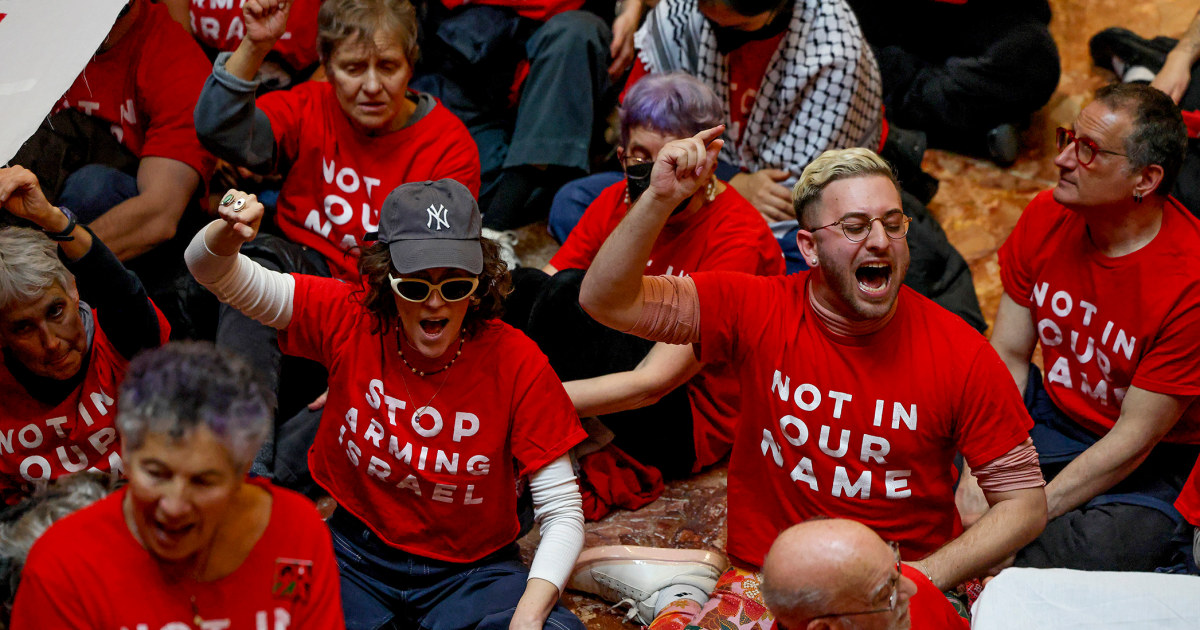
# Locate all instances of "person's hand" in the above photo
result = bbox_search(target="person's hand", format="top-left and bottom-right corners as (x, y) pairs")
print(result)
(1151, 49), (1195, 103)
(0, 165), (63, 229)
(608, 0), (641, 80)
(729, 169), (795, 223)
(215, 189), (265, 244)
(242, 0), (291, 46)
(308, 389), (329, 411)
(648, 125), (725, 205)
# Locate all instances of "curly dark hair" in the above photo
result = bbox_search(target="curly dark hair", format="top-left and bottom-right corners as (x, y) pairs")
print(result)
(356, 238), (511, 337)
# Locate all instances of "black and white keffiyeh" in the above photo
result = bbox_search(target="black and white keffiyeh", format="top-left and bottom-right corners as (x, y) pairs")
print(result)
(633, 0), (883, 184)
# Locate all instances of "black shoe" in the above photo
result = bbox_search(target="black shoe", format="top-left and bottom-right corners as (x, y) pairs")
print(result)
(986, 123), (1020, 167)
(1089, 27), (1176, 76)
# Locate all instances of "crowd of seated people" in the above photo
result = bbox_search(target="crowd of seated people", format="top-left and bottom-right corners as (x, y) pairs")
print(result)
(2, 0), (1200, 628)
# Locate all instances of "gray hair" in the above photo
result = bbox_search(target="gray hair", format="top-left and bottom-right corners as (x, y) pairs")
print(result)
(318, 0), (419, 66)
(0, 227), (72, 312)
(117, 342), (273, 471)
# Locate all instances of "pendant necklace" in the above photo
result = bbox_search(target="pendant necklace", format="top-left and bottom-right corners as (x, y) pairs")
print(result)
(396, 329), (465, 415)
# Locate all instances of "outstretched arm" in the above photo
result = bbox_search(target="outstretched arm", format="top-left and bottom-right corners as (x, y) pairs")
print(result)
(564, 341), (704, 416)
(1153, 10), (1200, 103)
(185, 190), (295, 329)
(580, 125), (724, 332)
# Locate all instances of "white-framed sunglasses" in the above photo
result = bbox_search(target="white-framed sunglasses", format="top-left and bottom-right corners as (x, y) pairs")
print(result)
(388, 274), (479, 303)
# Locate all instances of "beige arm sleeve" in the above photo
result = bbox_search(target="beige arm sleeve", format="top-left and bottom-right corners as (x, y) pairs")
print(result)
(972, 438), (1046, 493)
(624, 275), (701, 345)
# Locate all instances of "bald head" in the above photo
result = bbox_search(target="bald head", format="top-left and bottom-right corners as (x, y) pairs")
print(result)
(762, 520), (912, 630)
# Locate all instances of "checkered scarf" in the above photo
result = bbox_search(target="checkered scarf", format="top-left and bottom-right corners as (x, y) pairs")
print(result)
(633, 0), (883, 184)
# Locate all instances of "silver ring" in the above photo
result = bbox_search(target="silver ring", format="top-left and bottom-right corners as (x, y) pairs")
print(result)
(232, 198), (246, 212)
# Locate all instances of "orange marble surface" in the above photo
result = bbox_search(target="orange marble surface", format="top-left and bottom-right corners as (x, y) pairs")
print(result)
(510, 1), (1200, 628)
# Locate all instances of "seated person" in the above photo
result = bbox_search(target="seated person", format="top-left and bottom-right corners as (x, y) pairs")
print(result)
(1091, 13), (1200, 216)
(573, 137), (1046, 628)
(762, 519), (968, 630)
(9, 342), (343, 628)
(845, 0), (1060, 166)
(507, 72), (784, 479)
(162, 0), (323, 89)
(0, 472), (113, 628)
(11, 0), (215, 290)
(185, 181), (587, 629)
(193, 0), (481, 465)
(413, 0), (644, 230)
(987, 84), (1200, 571)
(0, 166), (168, 506)
(551, 0), (986, 331)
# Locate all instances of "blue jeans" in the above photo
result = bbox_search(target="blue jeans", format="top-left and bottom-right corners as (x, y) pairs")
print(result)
(57, 164), (139, 223)
(328, 510), (584, 630)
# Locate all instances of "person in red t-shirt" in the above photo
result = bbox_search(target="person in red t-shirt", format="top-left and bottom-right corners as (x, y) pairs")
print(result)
(574, 135), (1045, 629)
(507, 72), (784, 480)
(12, 0), (215, 266)
(193, 0), (482, 468)
(162, 0), (322, 88)
(10, 342), (343, 629)
(186, 180), (587, 629)
(987, 83), (1200, 572)
(0, 166), (169, 506)
(762, 519), (968, 630)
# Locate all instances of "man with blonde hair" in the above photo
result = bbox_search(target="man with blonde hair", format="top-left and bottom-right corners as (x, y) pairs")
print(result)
(572, 136), (1046, 629)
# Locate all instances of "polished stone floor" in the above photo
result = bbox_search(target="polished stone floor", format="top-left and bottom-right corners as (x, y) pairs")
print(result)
(513, 1), (1200, 627)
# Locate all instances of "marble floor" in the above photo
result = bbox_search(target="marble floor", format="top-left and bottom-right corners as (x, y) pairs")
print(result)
(513, 1), (1200, 627)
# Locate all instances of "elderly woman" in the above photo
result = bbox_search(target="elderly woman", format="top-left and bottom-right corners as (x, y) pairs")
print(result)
(185, 180), (587, 629)
(509, 72), (784, 481)
(193, 0), (482, 458)
(0, 166), (167, 505)
(9, 342), (343, 628)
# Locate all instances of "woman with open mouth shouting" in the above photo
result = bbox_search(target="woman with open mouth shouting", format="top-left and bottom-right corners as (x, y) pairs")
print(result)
(185, 179), (588, 630)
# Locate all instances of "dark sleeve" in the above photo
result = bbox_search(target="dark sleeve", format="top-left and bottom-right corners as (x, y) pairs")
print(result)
(193, 52), (278, 173)
(65, 229), (161, 359)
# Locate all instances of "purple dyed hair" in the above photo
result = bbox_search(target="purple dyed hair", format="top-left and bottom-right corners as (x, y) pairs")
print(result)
(619, 72), (725, 148)
(117, 342), (273, 470)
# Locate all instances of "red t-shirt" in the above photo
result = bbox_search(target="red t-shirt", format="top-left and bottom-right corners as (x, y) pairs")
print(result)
(55, 0), (215, 181)
(1000, 191), (1200, 443)
(727, 32), (787, 146)
(1175, 461), (1200, 526)
(0, 306), (170, 505)
(278, 275), (586, 562)
(439, 0), (584, 21)
(551, 180), (784, 468)
(11, 479), (343, 630)
(695, 272), (1032, 568)
(258, 84), (481, 281)
(189, 0), (321, 71)
(905, 565), (970, 629)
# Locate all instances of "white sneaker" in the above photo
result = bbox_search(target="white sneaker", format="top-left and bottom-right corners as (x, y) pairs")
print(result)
(481, 227), (521, 269)
(568, 546), (729, 624)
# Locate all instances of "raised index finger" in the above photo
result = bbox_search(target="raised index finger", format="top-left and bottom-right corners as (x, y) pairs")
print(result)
(694, 124), (726, 146)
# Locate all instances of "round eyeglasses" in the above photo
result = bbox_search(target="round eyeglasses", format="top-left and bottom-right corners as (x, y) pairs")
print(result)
(1055, 127), (1128, 166)
(388, 275), (479, 303)
(810, 214), (911, 243)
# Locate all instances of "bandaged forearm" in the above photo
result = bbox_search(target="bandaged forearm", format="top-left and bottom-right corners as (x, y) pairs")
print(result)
(184, 224), (294, 329)
(527, 455), (584, 590)
(972, 439), (1045, 493)
(625, 275), (701, 345)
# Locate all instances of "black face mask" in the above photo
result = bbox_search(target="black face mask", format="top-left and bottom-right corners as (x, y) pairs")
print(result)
(625, 162), (694, 215)
(709, 0), (794, 55)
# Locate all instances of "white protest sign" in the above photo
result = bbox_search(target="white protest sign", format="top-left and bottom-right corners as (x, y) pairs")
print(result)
(0, 0), (128, 165)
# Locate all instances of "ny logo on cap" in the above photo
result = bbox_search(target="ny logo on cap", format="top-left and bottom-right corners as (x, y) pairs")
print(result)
(427, 204), (450, 230)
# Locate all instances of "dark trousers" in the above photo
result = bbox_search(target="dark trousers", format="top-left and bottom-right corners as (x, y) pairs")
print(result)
(505, 268), (698, 479)
(848, 0), (1060, 151)
(215, 234), (330, 477)
(1170, 69), (1200, 216)
(1014, 366), (1200, 571)
(412, 6), (612, 227)
(329, 509), (584, 630)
